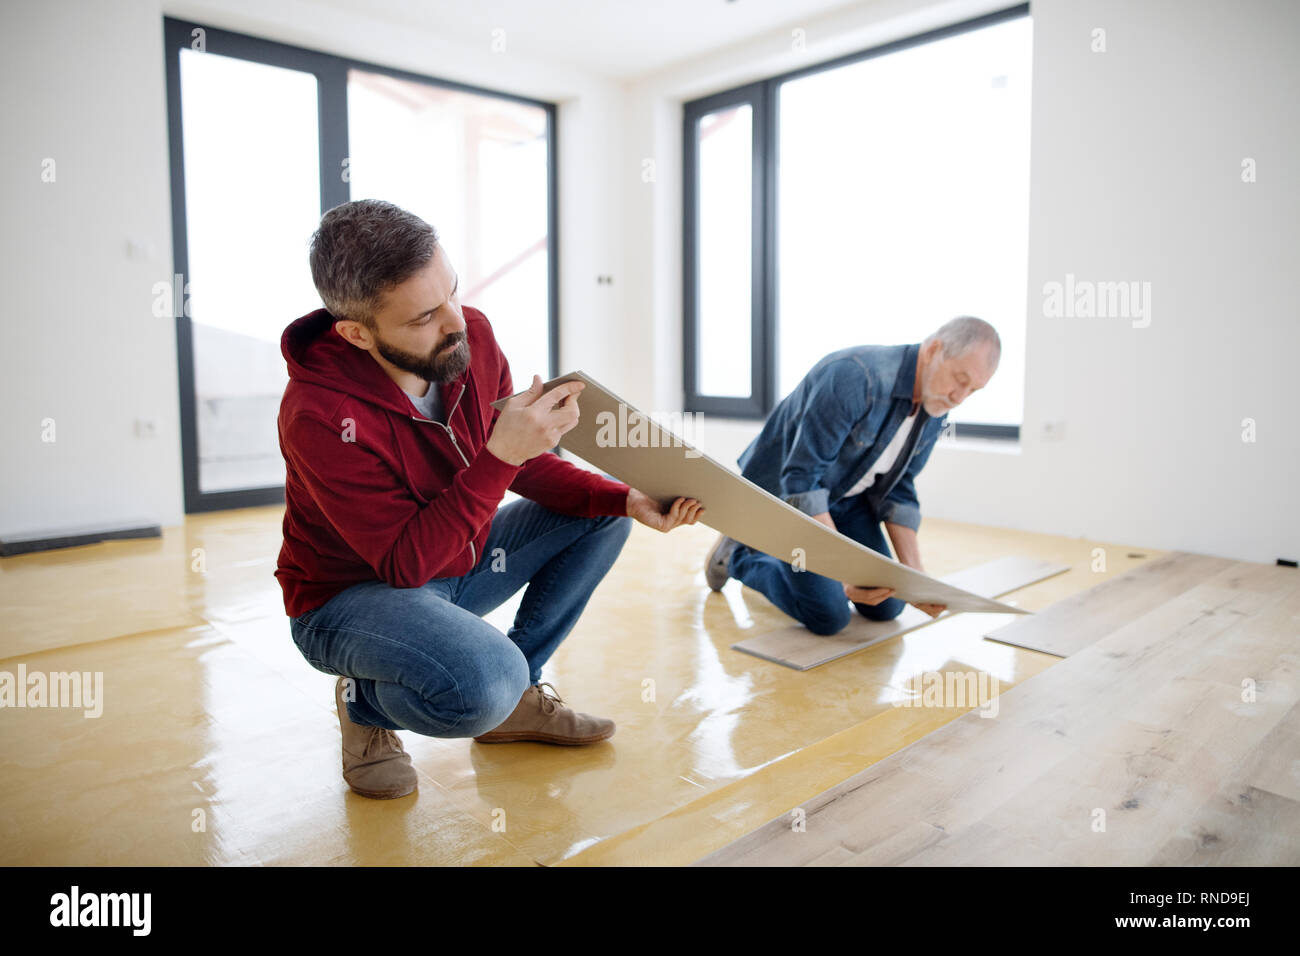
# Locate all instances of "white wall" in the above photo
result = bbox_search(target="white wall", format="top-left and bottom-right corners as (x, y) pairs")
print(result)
(621, 0), (1300, 564)
(0, 0), (630, 539)
(1, 0), (181, 538)
(932, 0), (1299, 563)
(5, 0), (1296, 564)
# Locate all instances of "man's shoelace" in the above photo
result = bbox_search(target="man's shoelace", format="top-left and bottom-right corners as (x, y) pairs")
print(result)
(535, 681), (566, 716)
(364, 727), (404, 758)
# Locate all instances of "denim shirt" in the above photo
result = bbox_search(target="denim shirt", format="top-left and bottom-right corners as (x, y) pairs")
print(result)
(737, 343), (948, 532)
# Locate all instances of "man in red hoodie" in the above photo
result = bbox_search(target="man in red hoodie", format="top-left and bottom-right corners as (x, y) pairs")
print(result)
(277, 199), (702, 799)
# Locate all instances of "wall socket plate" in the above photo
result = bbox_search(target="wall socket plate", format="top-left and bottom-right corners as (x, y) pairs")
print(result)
(1041, 420), (1066, 441)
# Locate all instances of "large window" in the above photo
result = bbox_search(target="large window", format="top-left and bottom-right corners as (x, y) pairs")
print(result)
(347, 70), (552, 379)
(685, 5), (1030, 437)
(164, 19), (556, 512)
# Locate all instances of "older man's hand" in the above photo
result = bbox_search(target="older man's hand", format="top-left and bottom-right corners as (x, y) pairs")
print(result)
(911, 601), (947, 618)
(843, 584), (896, 605)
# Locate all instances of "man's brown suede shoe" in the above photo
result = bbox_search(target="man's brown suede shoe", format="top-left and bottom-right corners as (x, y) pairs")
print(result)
(336, 677), (417, 799)
(473, 682), (615, 745)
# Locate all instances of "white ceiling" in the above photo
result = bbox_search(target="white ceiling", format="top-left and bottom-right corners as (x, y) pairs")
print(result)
(307, 0), (871, 79)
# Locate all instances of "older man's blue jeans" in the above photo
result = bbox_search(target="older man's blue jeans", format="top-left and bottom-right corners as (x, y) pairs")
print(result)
(729, 494), (906, 635)
(288, 497), (632, 738)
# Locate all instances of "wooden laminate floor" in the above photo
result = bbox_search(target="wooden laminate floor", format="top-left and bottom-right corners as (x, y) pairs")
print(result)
(699, 556), (1300, 865)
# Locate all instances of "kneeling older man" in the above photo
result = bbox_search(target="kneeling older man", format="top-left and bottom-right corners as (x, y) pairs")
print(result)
(277, 199), (702, 800)
(705, 316), (1000, 635)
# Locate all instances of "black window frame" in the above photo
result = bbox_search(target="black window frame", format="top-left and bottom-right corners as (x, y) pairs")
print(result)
(163, 17), (560, 513)
(682, 4), (1029, 442)
(682, 82), (772, 418)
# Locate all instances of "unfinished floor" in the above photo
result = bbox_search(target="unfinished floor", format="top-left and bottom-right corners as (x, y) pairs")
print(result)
(3, 500), (1259, 866)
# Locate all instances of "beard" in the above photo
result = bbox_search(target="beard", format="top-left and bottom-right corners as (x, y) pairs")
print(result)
(375, 329), (471, 385)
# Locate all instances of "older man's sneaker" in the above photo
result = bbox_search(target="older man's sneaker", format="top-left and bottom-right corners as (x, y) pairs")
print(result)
(705, 533), (740, 591)
(336, 676), (417, 799)
(473, 682), (614, 745)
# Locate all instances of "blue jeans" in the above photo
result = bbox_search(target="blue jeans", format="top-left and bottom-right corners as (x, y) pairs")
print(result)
(289, 497), (633, 737)
(729, 494), (906, 636)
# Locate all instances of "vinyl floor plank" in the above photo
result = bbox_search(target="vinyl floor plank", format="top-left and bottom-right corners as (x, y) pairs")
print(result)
(698, 558), (1300, 866)
(985, 550), (1236, 656)
(734, 555), (1069, 670)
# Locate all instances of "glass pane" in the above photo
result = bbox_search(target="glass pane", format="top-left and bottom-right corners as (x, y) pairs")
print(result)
(179, 49), (321, 493)
(696, 104), (753, 398)
(346, 71), (551, 381)
(778, 17), (1031, 425)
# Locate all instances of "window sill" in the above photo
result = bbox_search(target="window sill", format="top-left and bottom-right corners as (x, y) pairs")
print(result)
(935, 435), (1022, 455)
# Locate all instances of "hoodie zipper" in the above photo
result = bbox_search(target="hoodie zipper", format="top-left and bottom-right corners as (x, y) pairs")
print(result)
(410, 382), (475, 565)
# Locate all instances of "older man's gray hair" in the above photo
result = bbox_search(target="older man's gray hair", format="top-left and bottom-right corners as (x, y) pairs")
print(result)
(924, 316), (1001, 365)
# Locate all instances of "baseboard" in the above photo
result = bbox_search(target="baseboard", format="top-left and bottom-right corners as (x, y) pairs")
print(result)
(0, 522), (162, 557)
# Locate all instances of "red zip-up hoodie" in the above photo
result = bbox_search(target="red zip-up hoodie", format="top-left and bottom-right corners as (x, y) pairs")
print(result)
(274, 304), (631, 618)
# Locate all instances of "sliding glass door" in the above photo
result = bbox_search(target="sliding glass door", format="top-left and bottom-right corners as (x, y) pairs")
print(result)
(163, 18), (556, 512)
(175, 49), (321, 496)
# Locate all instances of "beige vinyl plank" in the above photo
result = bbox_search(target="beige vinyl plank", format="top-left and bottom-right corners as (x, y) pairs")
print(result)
(1154, 786), (1300, 865)
(733, 555), (1069, 670)
(984, 550), (1235, 656)
(492, 372), (1024, 613)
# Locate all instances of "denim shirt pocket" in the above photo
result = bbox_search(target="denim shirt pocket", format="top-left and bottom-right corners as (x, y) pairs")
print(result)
(849, 417), (876, 448)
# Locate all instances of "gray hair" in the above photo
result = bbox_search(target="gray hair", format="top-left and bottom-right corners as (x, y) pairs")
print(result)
(308, 199), (438, 330)
(924, 316), (1001, 365)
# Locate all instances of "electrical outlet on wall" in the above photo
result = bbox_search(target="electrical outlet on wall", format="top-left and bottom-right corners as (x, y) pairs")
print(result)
(1040, 420), (1066, 441)
(125, 237), (157, 260)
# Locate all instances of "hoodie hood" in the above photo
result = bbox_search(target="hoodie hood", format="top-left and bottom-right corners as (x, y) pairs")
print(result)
(281, 307), (467, 418)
